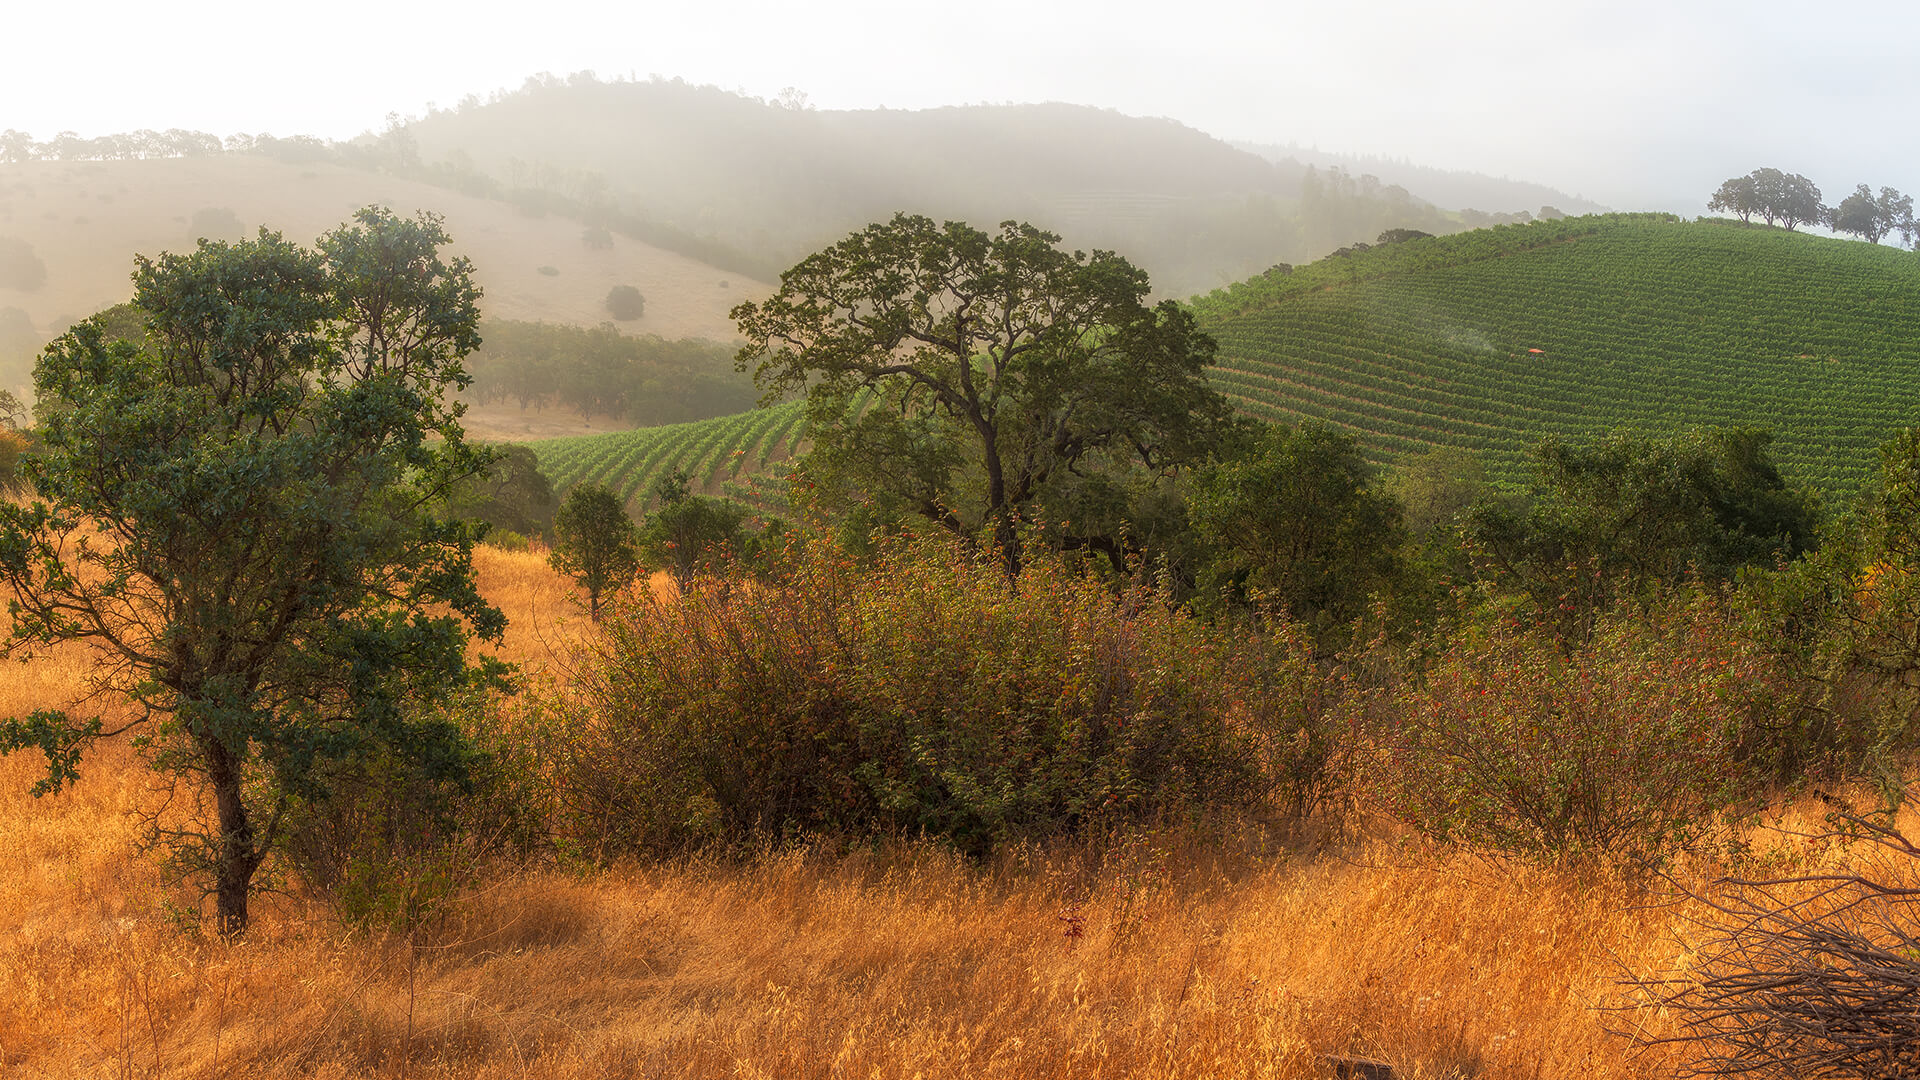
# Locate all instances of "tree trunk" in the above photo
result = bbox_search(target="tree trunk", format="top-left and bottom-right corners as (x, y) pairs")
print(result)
(977, 424), (1024, 577)
(994, 510), (1024, 578)
(203, 736), (259, 935)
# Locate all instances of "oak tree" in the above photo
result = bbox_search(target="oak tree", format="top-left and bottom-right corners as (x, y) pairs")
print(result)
(0, 209), (506, 934)
(549, 482), (640, 620)
(1190, 422), (1404, 639)
(731, 213), (1232, 573)
(1829, 184), (1914, 245)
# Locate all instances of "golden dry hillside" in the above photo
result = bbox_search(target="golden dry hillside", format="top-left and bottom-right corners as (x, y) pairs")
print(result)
(0, 155), (765, 389)
(1, 542), (1877, 1080)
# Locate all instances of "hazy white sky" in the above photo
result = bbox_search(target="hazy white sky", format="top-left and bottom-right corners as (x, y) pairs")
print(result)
(7, 0), (1916, 208)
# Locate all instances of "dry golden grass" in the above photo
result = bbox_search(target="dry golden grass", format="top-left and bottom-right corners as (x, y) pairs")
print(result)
(0, 155), (765, 395)
(0, 545), (1866, 1078)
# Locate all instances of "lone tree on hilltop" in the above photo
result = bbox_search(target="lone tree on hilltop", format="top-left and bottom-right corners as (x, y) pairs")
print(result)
(1708, 174), (1760, 223)
(731, 213), (1234, 574)
(549, 482), (640, 620)
(1829, 184), (1915, 245)
(1709, 169), (1823, 230)
(1762, 170), (1824, 231)
(0, 209), (507, 935)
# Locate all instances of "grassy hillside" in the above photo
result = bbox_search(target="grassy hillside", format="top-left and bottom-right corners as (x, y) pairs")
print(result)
(1196, 215), (1920, 493)
(0, 155), (763, 396)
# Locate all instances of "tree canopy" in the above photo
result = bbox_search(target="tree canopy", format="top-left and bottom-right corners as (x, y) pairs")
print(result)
(636, 471), (749, 585)
(1190, 422), (1404, 639)
(1708, 169), (1822, 230)
(0, 209), (505, 934)
(731, 213), (1234, 572)
(549, 483), (640, 620)
(1468, 428), (1818, 634)
(1829, 184), (1914, 246)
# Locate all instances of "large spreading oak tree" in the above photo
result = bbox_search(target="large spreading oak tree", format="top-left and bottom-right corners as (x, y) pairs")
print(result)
(731, 214), (1233, 573)
(0, 208), (507, 934)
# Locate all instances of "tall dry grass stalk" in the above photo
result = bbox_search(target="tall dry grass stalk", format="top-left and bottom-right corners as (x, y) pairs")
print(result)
(0, 540), (1869, 1078)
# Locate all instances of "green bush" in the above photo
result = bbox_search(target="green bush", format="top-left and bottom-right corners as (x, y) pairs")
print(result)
(637, 470), (747, 584)
(0, 236), (46, 291)
(560, 534), (1304, 855)
(1733, 429), (1920, 783)
(1367, 594), (1784, 867)
(188, 206), (243, 242)
(484, 529), (530, 552)
(280, 691), (556, 931)
(604, 284), (645, 320)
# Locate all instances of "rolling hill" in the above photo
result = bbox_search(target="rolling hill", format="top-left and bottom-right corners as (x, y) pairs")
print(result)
(528, 399), (808, 514)
(0, 154), (764, 396)
(1235, 140), (1608, 219)
(396, 77), (1465, 298)
(1193, 215), (1920, 493)
(532, 214), (1920, 510)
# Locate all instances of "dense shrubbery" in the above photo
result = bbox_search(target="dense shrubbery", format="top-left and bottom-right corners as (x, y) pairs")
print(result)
(557, 534), (1348, 855)
(281, 690), (557, 930)
(1368, 595), (1786, 866)
(524, 419), (1888, 870)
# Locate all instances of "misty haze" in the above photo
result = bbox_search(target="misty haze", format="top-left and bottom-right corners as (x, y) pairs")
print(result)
(3, 4), (1920, 1077)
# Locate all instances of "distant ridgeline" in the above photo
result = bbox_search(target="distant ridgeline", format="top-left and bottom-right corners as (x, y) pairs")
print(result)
(1194, 214), (1920, 494)
(4, 77), (1606, 300)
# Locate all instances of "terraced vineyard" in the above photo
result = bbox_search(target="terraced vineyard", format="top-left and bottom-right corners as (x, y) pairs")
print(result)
(527, 399), (808, 514)
(1196, 216), (1920, 492)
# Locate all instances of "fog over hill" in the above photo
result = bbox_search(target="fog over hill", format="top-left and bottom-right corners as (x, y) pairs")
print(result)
(1235, 142), (1609, 219)
(397, 76), (1522, 298)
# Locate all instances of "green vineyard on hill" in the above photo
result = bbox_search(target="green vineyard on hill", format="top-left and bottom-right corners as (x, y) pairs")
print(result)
(1197, 216), (1920, 493)
(528, 399), (808, 513)
(532, 215), (1920, 510)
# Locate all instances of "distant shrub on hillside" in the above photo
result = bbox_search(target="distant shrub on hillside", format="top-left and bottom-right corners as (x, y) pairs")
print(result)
(189, 206), (244, 242)
(604, 284), (645, 321)
(0, 305), (36, 357)
(1376, 228), (1433, 244)
(0, 236), (46, 290)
